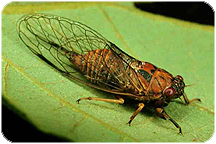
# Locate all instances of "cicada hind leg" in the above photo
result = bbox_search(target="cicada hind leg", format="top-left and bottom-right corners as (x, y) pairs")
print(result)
(76, 95), (124, 104)
(77, 96), (145, 126)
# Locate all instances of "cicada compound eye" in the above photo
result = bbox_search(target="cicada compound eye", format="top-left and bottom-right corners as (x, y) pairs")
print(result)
(176, 75), (184, 81)
(164, 87), (175, 96)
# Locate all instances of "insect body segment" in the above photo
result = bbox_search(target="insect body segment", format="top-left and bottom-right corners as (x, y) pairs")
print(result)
(71, 48), (147, 95)
(71, 49), (121, 83)
(17, 14), (201, 134)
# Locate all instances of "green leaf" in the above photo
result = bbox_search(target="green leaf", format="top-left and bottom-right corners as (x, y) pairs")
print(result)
(2, 2), (214, 142)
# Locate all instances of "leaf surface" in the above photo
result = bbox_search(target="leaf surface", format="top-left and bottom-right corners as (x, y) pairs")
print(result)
(2, 2), (214, 142)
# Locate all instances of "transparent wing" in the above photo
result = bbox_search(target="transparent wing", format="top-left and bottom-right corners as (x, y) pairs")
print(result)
(17, 14), (145, 97)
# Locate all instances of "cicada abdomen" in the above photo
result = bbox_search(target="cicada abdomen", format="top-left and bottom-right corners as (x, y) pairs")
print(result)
(17, 14), (201, 134)
(71, 48), (145, 94)
(71, 49), (123, 84)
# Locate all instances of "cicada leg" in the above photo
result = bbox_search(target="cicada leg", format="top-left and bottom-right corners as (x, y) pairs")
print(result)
(155, 108), (182, 134)
(127, 103), (145, 125)
(182, 93), (201, 105)
(76, 95), (124, 104)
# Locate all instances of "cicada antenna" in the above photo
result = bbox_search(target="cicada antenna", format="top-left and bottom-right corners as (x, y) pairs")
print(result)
(185, 84), (195, 87)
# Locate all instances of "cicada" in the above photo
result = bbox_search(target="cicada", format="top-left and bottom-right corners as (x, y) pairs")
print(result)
(17, 14), (201, 134)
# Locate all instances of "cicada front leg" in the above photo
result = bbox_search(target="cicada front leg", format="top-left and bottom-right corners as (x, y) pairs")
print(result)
(182, 93), (201, 105)
(155, 107), (182, 134)
(76, 95), (124, 104)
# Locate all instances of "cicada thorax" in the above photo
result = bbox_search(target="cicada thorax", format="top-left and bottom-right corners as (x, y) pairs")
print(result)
(130, 61), (174, 98)
(147, 68), (173, 94)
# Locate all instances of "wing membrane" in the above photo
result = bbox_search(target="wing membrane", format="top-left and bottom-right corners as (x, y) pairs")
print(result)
(17, 14), (145, 97)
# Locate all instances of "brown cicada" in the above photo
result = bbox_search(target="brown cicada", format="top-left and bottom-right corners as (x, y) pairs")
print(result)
(17, 14), (201, 134)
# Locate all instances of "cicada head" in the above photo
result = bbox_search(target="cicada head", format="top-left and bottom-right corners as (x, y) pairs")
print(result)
(163, 75), (185, 100)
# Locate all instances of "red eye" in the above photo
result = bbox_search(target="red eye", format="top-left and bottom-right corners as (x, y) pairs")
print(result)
(176, 75), (183, 81)
(164, 87), (175, 96)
